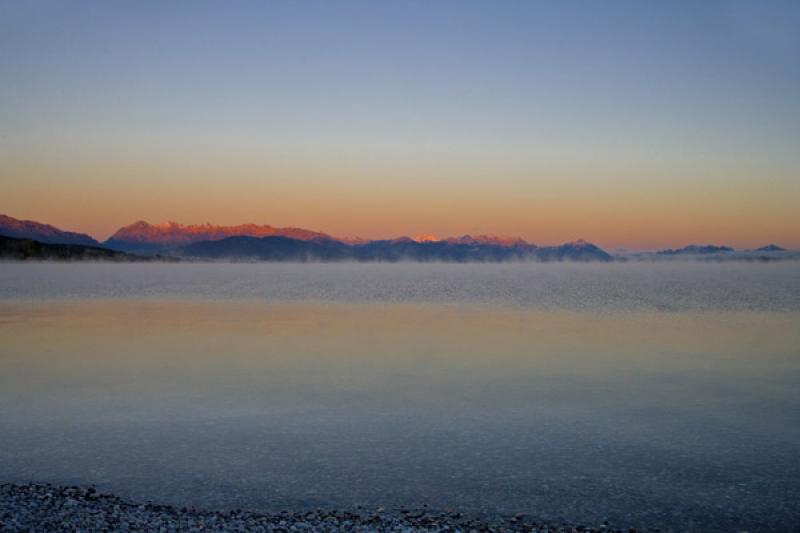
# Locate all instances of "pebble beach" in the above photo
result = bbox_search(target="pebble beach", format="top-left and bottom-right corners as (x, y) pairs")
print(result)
(0, 484), (661, 533)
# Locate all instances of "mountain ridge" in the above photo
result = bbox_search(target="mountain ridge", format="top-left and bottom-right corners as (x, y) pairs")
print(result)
(175, 235), (613, 262)
(3, 214), (795, 261)
(0, 214), (100, 246)
(754, 244), (786, 252)
(104, 220), (333, 253)
(656, 244), (735, 256)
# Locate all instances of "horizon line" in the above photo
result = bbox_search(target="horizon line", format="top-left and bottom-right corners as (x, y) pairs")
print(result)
(0, 213), (792, 253)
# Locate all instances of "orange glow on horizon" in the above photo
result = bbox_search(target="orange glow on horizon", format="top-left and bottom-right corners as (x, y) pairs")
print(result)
(2, 153), (798, 251)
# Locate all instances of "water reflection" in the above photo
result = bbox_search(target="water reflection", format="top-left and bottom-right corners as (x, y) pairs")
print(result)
(1, 299), (799, 531)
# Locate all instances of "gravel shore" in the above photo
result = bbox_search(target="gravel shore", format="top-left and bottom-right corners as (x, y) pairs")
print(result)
(0, 483), (659, 533)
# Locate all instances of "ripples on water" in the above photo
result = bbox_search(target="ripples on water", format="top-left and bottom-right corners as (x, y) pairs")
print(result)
(1, 262), (799, 532)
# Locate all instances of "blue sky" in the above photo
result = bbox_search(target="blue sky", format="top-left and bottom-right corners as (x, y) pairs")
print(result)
(1, 1), (799, 247)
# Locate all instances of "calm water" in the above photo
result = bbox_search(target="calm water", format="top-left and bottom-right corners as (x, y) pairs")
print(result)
(1, 263), (799, 532)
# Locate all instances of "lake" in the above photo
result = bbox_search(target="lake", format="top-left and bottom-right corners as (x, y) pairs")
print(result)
(1, 262), (799, 532)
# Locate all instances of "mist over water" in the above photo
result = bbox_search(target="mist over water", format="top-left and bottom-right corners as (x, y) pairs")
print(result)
(1, 262), (799, 311)
(1, 263), (799, 532)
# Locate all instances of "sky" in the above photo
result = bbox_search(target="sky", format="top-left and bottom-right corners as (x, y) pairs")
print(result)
(1, 0), (799, 249)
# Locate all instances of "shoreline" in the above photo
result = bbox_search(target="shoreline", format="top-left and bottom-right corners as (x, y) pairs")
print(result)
(0, 483), (654, 532)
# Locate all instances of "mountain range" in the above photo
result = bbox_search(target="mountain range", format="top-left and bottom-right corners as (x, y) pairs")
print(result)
(104, 220), (333, 254)
(0, 213), (793, 262)
(655, 244), (735, 256)
(1, 214), (614, 262)
(175, 236), (611, 262)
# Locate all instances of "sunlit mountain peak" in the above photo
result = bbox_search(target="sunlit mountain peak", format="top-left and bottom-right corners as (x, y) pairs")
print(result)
(412, 234), (440, 243)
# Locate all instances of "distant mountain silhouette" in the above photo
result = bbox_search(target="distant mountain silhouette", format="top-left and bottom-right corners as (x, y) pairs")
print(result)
(754, 244), (786, 252)
(0, 214), (99, 246)
(533, 239), (613, 261)
(627, 243), (798, 262)
(178, 236), (351, 261)
(7, 214), (795, 262)
(656, 244), (735, 256)
(103, 219), (612, 261)
(0, 235), (156, 261)
(176, 235), (612, 262)
(104, 220), (332, 253)
(444, 234), (529, 247)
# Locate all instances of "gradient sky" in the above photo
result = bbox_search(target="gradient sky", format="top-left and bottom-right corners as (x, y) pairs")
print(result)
(1, 1), (799, 249)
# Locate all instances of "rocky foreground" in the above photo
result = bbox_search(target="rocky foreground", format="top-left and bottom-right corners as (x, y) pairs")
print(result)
(0, 483), (660, 533)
